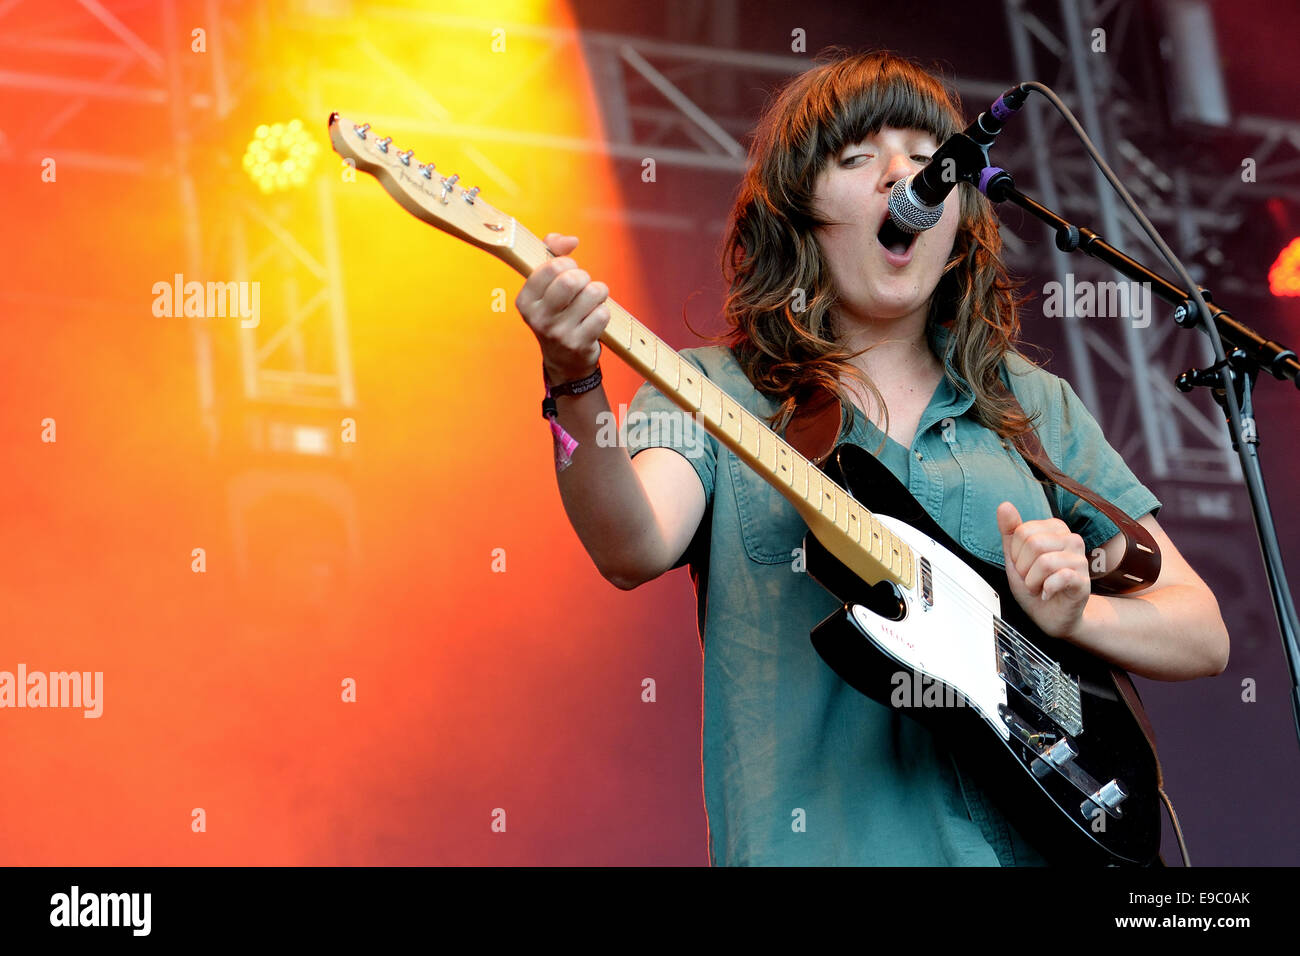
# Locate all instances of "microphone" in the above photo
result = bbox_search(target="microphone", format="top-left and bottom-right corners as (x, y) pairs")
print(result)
(888, 84), (1030, 233)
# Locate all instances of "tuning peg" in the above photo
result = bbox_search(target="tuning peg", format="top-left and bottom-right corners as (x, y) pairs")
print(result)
(398, 149), (414, 165)
(418, 162), (435, 179)
(376, 136), (392, 153)
(463, 186), (480, 204)
(438, 173), (459, 204)
(353, 122), (370, 138)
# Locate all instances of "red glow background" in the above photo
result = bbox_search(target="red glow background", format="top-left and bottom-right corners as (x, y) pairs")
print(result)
(0, 0), (708, 864)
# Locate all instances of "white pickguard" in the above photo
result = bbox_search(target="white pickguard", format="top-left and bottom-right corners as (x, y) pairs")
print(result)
(849, 514), (1012, 741)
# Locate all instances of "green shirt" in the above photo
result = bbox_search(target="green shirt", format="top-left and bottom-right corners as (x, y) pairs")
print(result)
(624, 339), (1161, 866)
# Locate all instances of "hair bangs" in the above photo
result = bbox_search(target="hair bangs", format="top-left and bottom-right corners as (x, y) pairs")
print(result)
(811, 58), (964, 177)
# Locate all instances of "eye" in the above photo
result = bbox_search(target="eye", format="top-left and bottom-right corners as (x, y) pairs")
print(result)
(912, 154), (933, 163)
(842, 153), (874, 167)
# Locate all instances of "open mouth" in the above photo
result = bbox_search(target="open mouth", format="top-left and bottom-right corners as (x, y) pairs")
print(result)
(877, 214), (916, 257)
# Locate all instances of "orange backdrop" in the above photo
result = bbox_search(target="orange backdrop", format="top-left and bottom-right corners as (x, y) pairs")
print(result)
(0, 0), (707, 865)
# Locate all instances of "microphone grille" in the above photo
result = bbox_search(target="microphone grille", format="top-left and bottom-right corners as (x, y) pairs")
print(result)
(888, 178), (944, 233)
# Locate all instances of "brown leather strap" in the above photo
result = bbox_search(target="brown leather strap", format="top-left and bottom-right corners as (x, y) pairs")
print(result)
(782, 384), (841, 466)
(997, 385), (1162, 595)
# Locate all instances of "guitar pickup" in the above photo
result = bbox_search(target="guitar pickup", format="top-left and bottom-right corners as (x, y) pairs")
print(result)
(919, 556), (933, 608)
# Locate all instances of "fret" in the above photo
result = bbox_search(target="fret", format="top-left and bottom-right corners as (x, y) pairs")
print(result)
(773, 441), (794, 488)
(846, 503), (862, 544)
(628, 321), (656, 368)
(740, 410), (762, 459)
(833, 489), (851, 533)
(758, 428), (778, 474)
(699, 379), (723, 426)
(607, 308), (633, 350)
(789, 454), (808, 499)
(658, 346), (681, 391)
(679, 364), (703, 409)
(807, 467), (823, 512)
(868, 519), (883, 562)
(719, 395), (743, 442)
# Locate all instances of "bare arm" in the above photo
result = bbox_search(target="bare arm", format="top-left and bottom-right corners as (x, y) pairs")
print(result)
(516, 233), (706, 589)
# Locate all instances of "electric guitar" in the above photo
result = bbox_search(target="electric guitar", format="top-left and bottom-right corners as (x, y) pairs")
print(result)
(327, 113), (1163, 865)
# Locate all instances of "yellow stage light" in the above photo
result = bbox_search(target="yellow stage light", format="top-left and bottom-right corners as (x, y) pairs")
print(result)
(242, 118), (320, 194)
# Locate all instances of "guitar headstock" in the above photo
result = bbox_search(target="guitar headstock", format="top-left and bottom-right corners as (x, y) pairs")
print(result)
(328, 113), (531, 273)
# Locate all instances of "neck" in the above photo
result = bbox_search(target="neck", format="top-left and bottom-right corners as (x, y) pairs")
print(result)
(834, 309), (939, 381)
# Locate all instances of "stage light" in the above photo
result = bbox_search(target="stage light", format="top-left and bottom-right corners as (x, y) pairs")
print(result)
(1268, 237), (1300, 297)
(241, 119), (320, 193)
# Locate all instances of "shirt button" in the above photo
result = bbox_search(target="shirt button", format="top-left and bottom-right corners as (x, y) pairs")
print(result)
(915, 451), (923, 461)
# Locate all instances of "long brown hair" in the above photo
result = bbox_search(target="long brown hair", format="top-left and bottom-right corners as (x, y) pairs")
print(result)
(720, 48), (1036, 442)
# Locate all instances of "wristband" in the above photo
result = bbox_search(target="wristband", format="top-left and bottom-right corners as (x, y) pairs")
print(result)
(541, 362), (601, 471)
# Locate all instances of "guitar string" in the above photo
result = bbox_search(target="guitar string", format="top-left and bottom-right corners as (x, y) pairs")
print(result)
(517, 229), (1077, 705)
(913, 566), (1076, 679)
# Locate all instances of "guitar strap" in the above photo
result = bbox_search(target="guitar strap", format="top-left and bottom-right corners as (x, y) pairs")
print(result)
(995, 384), (1161, 595)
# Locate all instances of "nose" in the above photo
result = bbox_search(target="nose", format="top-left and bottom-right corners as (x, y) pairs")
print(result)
(881, 150), (914, 192)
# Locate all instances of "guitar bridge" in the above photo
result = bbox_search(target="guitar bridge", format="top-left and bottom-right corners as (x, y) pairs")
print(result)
(996, 642), (1084, 737)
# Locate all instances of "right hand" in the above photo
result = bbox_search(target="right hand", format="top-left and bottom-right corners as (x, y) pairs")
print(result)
(515, 233), (611, 384)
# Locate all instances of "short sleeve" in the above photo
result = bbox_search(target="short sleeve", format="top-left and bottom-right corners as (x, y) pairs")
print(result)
(624, 348), (720, 568)
(1052, 377), (1162, 552)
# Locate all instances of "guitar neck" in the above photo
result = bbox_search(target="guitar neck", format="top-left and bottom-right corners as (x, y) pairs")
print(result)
(512, 228), (914, 590)
(321, 113), (909, 588)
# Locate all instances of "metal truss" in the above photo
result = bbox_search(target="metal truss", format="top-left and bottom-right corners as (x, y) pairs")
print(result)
(996, 0), (1300, 488)
(0, 0), (356, 448)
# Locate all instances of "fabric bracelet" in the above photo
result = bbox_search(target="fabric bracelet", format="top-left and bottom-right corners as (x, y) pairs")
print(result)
(541, 364), (602, 471)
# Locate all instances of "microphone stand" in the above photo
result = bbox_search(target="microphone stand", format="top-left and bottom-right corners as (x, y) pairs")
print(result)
(978, 167), (1300, 753)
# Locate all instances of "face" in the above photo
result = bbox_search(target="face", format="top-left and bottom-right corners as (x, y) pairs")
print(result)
(810, 125), (961, 330)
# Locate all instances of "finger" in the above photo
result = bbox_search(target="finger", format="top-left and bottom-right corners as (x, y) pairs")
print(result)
(1013, 532), (1077, 579)
(517, 256), (579, 314)
(544, 233), (580, 256)
(553, 280), (608, 329)
(1024, 550), (1088, 595)
(536, 266), (592, 324)
(1041, 566), (1088, 603)
(575, 300), (612, 338)
(997, 501), (1021, 561)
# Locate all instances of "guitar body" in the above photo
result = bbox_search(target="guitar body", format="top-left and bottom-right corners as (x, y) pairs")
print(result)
(803, 442), (1162, 866)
